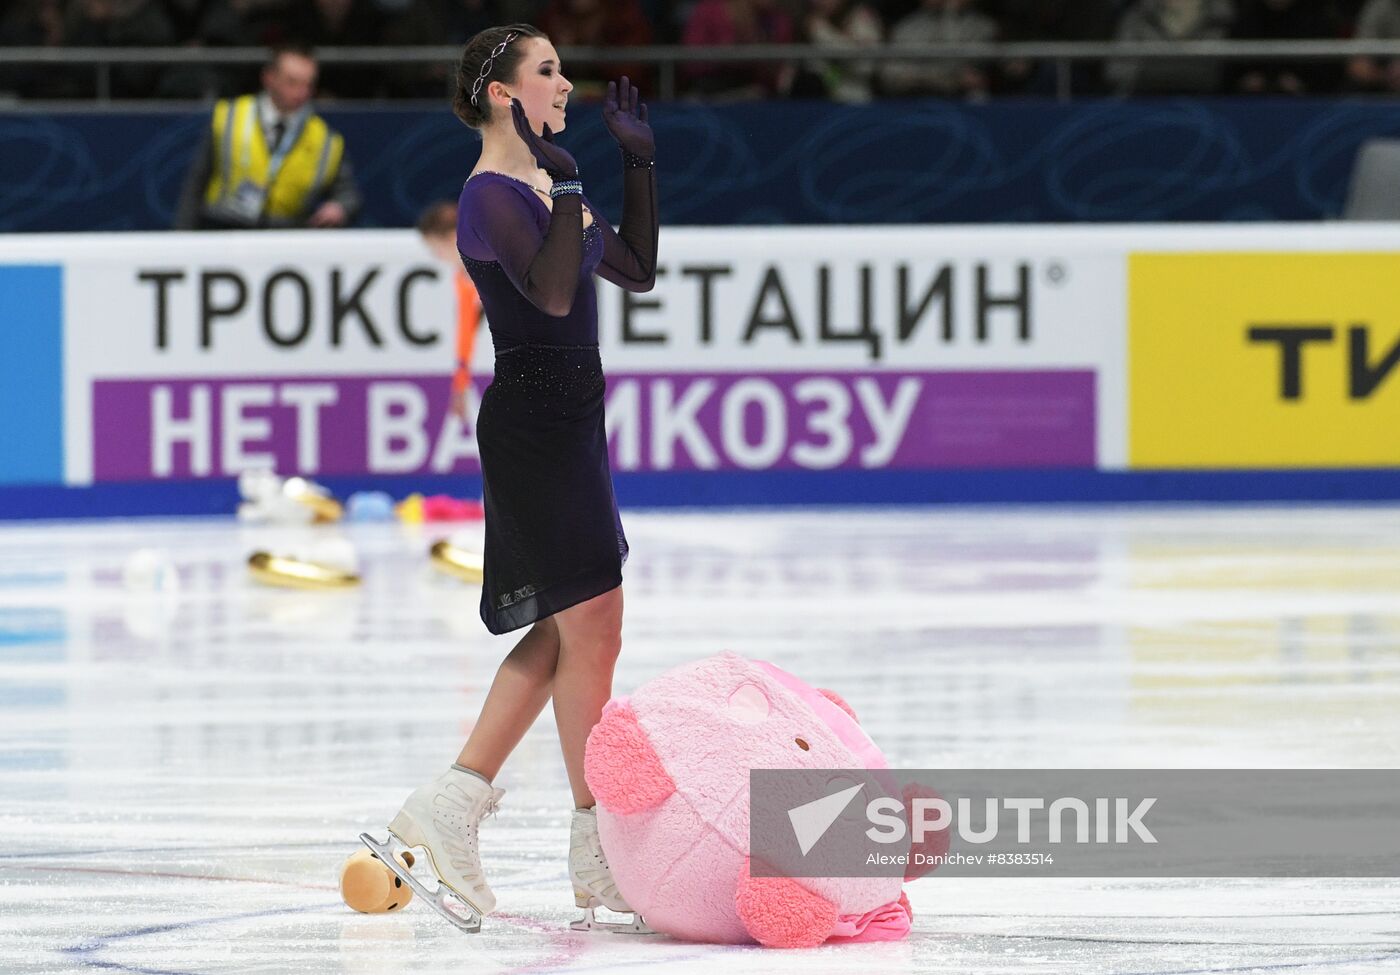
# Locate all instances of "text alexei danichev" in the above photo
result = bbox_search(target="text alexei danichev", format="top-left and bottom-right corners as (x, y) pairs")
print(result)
(866, 852), (1055, 866)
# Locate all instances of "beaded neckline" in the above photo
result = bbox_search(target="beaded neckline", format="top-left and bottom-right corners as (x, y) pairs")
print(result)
(468, 169), (551, 196)
(467, 169), (594, 224)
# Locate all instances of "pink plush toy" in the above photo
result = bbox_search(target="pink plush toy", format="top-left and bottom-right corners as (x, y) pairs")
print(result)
(583, 652), (918, 948)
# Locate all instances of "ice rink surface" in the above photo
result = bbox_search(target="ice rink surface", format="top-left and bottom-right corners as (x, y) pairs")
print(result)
(1, 505), (1398, 974)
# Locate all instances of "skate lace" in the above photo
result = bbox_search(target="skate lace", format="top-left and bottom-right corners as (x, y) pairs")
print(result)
(482, 792), (502, 820)
(434, 786), (505, 877)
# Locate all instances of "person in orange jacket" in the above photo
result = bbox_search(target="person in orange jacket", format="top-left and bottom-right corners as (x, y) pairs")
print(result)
(417, 199), (484, 420)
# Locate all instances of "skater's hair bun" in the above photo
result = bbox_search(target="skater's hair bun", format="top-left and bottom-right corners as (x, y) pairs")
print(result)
(454, 24), (547, 131)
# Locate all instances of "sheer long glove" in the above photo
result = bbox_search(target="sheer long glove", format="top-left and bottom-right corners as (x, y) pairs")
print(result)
(511, 98), (579, 180)
(602, 77), (654, 162)
(595, 77), (658, 292)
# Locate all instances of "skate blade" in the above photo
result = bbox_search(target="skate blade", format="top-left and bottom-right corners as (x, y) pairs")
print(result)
(359, 831), (483, 934)
(569, 904), (655, 935)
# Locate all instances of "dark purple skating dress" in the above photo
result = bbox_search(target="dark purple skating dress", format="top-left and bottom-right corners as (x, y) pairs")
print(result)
(457, 166), (658, 634)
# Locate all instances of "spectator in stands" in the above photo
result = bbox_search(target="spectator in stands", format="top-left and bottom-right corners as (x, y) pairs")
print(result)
(64, 0), (177, 97)
(637, 0), (680, 43)
(441, 0), (502, 42)
(0, 0), (67, 98)
(992, 0), (1118, 94)
(993, 0), (1118, 40)
(0, 0), (63, 44)
(157, 0), (262, 99)
(1232, 0), (1344, 94)
(880, 0), (998, 99)
(1334, 0), (1369, 32)
(286, 0), (384, 97)
(175, 44), (362, 229)
(1349, 0), (1400, 91)
(792, 0), (885, 102)
(682, 0), (797, 98)
(379, 0), (456, 96)
(1106, 0), (1236, 95)
(538, 0), (655, 97)
(0, 0), (63, 47)
(229, 0), (312, 46)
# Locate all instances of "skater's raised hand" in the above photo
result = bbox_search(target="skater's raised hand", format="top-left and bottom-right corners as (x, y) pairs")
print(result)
(510, 98), (578, 180)
(602, 77), (654, 161)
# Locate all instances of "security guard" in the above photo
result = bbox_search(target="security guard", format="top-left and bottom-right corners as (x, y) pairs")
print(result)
(176, 45), (361, 229)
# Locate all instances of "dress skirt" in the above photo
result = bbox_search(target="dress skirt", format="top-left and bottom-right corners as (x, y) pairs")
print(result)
(476, 343), (628, 635)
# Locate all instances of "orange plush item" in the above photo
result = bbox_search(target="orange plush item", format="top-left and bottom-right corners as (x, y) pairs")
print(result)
(339, 848), (417, 913)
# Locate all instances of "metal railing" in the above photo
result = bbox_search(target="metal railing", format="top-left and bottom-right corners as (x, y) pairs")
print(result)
(5, 40), (1400, 103)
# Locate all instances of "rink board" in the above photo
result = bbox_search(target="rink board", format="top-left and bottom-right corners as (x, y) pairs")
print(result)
(2, 225), (1400, 515)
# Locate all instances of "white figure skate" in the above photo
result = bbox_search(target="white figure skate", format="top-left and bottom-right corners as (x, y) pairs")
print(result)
(568, 807), (653, 934)
(359, 767), (505, 934)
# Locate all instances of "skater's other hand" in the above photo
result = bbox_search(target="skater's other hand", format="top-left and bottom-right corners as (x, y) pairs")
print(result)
(510, 98), (578, 180)
(602, 77), (653, 161)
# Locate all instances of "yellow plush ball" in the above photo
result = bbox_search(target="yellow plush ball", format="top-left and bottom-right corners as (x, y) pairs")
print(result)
(339, 848), (416, 913)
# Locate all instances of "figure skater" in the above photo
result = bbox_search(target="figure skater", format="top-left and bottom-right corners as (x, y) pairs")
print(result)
(363, 23), (658, 934)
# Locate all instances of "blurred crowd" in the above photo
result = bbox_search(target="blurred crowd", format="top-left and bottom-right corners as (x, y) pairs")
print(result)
(5, 0), (1400, 101)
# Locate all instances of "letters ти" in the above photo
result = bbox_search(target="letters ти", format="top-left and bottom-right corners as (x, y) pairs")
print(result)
(1247, 323), (1400, 401)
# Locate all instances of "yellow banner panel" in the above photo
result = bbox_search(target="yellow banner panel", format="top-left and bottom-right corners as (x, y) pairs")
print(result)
(1129, 253), (1400, 467)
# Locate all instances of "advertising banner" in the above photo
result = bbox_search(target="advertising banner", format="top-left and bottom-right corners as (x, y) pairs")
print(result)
(0, 227), (1124, 490)
(1129, 252), (1400, 468)
(4, 223), (1400, 511)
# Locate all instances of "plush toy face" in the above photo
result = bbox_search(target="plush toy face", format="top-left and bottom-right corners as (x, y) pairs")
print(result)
(619, 654), (881, 844)
(339, 849), (416, 914)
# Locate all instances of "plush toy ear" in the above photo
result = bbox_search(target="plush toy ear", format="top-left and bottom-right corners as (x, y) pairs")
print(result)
(817, 688), (859, 724)
(735, 856), (838, 948)
(585, 698), (677, 815)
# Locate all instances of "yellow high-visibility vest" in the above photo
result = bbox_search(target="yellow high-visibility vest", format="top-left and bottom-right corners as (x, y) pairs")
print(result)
(204, 95), (344, 224)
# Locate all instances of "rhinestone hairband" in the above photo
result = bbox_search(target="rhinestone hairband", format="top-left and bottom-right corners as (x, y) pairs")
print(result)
(470, 30), (520, 107)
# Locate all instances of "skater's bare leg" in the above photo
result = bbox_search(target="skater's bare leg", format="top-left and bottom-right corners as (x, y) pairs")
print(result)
(555, 590), (644, 928)
(456, 617), (560, 780)
(553, 586), (623, 809)
(375, 621), (559, 925)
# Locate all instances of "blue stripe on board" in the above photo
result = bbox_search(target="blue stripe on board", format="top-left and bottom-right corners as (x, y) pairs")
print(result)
(2, 469), (1400, 520)
(0, 265), (63, 485)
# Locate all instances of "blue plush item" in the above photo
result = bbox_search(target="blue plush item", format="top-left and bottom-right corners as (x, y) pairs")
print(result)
(346, 491), (396, 522)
